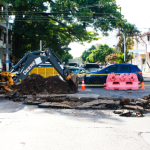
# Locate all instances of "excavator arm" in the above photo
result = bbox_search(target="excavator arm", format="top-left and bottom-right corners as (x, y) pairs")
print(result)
(11, 48), (79, 91)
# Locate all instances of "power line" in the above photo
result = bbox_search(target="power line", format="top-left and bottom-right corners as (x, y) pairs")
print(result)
(4, 2), (118, 13)
(3, 11), (122, 14)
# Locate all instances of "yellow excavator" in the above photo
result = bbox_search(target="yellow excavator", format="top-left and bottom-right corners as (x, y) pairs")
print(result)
(0, 48), (79, 92)
(0, 72), (14, 91)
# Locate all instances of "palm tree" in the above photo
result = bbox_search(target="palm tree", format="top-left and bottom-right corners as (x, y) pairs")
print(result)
(116, 33), (135, 63)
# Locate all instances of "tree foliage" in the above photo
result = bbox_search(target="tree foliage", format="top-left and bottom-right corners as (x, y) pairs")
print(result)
(116, 33), (134, 62)
(1, 0), (139, 59)
(117, 52), (133, 63)
(61, 53), (73, 65)
(81, 44), (117, 63)
(86, 44), (118, 63)
(81, 45), (96, 62)
(105, 51), (133, 63)
(105, 53), (118, 62)
(116, 34), (134, 52)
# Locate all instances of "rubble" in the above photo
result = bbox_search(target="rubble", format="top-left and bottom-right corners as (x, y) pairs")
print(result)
(47, 102), (72, 109)
(77, 100), (119, 109)
(4, 87), (150, 117)
(113, 94), (150, 117)
(38, 102), (52, 108)
(120, 98), (130, 105)
(123, 105), (144, 112)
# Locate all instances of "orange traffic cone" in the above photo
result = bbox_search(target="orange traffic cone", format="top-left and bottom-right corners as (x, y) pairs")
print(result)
(80, 78), (86, 90)
(141, 82), (145, 89)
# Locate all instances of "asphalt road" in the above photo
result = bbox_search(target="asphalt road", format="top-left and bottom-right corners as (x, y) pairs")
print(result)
(0, 79), (150, 150)
(78, 82), (150, 99)
(0, 99), (150, 150)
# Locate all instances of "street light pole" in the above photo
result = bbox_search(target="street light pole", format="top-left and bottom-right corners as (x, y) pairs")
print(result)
(120, 31), (125, 63)
(6, 5), (9, 71)
(40, 40), (42, 51)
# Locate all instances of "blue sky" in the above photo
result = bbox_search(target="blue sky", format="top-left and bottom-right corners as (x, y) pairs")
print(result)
(69, 0), (150, 58)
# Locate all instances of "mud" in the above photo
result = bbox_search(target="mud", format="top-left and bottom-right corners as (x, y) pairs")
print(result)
(11, 74), (77, 95)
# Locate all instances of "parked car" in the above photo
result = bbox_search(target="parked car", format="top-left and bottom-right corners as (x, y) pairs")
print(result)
(68, 67), (86, 83)
(84, 64), (143, 84)
(99, 65), (104, 70)
(83, 63), (101, 73)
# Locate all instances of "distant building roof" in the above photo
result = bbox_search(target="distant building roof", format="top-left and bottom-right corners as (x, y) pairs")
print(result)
(141, 31), (150, 37)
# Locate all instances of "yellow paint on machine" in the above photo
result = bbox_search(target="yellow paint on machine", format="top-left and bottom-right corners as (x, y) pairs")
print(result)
(29, 67), (60, 78)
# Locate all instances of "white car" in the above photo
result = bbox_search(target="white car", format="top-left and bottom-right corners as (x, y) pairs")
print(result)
(83, 63), (101, 73)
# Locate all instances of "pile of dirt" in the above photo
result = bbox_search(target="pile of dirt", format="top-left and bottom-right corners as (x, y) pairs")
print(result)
(11, 74), (77, 95)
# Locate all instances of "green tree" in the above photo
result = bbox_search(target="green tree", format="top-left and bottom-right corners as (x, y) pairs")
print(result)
(86, 44), (118, 63)
(117, 52), (133, 63)
(2, 0), (138, 58)
(105, 51), (133, 63)
(116, 23), (140, 62)
(61, 53), (73, 65)
(116, 33), (135, 63)
(81, 45), (96, 62)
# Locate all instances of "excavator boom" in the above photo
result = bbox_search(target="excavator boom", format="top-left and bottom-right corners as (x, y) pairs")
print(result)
(11, 48), (79, 91)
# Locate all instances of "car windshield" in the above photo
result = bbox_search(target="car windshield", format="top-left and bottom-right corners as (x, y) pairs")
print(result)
(102, 65), (118, 72)
(84, 64), (99, 68)
(69, 63), (78, 66)
(86, 68), (99, 72)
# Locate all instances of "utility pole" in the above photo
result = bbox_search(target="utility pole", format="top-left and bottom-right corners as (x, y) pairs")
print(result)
(6, 5), (9, 71)
(40, 40), (42, 51)
(120, 31), (125, 63)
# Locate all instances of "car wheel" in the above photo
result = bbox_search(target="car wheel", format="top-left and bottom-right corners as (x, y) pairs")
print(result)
(92, 78), (103, 85)
(137, 76), (143, 84)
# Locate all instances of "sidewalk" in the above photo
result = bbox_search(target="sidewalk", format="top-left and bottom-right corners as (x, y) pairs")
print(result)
(143, 73), (150, 82)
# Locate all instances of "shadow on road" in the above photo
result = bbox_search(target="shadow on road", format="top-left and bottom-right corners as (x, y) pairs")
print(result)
(0, 99), (25, 113)
(27, 105), (122, 124)
(0, 99), (122, 124)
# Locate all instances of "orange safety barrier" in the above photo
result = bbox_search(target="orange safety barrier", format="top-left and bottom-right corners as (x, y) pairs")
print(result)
(141, 82), (145, 89)
(104, 74), (140, 90)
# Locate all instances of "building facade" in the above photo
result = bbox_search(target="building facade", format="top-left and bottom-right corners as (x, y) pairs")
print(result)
(131, 31), (150, 72)
(0, 5), (12, 71)
(0, 23), (12, 71)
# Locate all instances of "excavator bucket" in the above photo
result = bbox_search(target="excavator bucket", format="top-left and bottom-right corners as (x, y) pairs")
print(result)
(0, 72), (14, 92)
(66, 73), (79, 92)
